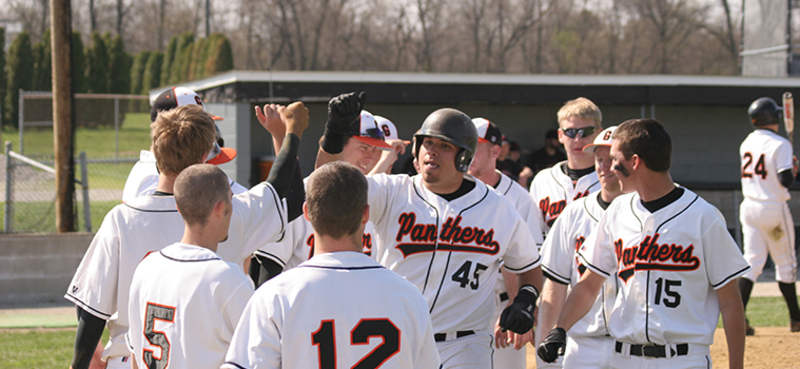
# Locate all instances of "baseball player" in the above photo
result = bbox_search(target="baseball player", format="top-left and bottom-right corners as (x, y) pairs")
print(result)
(125, 164), (254, 369)
(121, 87), (247, 203)
(537, 126), (621, 369)
(223, 162), (440, 369)
(538, 119), (750, 369)
(369, 114), (410, 175)
(529, 97), (603, 239)
(65, 103), (307, 369)
(252, 102), (393, 280)
(467, 117), (544, 369)
(738, 97), (800, 334)
(317, 97), (543, 369)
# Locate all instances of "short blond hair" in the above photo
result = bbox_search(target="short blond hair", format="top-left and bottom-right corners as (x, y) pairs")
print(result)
(151, 105), (216, 176)
(557, 97), (602, 128)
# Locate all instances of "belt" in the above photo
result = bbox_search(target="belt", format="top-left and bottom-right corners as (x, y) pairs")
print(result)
(615, 341), (688, 358)
(434, 330), (474, 342)
(499, 292), (509, 302)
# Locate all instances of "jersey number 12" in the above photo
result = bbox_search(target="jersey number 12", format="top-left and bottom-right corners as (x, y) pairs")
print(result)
(312, 318), (400, 369)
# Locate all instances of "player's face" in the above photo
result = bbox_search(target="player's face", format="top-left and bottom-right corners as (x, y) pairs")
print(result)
(594, 146), (621, 193)
(418, 136), (461, 185)
(610, 141), (634, 193)
(468, 142), (497, 177)
(343, 138), (379, 174)
(559, 116), (599, 164)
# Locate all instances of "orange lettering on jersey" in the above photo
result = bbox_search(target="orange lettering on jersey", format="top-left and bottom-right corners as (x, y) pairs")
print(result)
(539, 197), (566, 227)
(306, 233), (372, 258)
(575, 236), (587, 276)
(573, 190), (590, 201)
(615, 233), (701, 283)
(395, 212), (500, 257)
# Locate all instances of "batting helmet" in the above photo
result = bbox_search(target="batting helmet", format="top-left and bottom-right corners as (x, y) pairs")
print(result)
(748, 97), (783, 127)
(414, 108), (478, 173)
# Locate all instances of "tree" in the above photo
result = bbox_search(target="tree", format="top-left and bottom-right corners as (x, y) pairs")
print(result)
(32, 29), (52, 91)
(142, 52), (164, 93)
(160, 36), (178, 87)
(5, 31), (34, 129)
(86, 32), (110, 93)
(0, 27), (7, 127)
(130, 51), (151, 95)
(205, 34), (234, 76)
(169, 32), (194, 84)
(107, 34), (131, 94)
(188, 37), (209, 80)
(71, 31), (87, 93)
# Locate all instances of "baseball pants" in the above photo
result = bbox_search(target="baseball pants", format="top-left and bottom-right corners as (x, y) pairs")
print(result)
(491, 303), (526, 369)
(105, 355), (132, 369)
(435, 329), (493, 369)
(562, 334), (614, 368)
(740, 199), (798, 283)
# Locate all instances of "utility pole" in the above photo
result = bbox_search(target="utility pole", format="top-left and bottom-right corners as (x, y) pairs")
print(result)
(205, 0), (211, 38)
(52, 0), (76, 232)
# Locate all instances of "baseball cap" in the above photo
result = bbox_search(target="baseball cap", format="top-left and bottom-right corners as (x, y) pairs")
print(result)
(582, 126), (617, 153)
(350, 111), (393, 150)
(472, 118), (503, 146)
(150, 86), (223, 122)
(374, 115), (411, 144)
(207, 125), (237, 165)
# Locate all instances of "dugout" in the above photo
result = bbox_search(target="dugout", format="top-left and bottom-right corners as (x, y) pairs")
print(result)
(151, 72), (800, 248)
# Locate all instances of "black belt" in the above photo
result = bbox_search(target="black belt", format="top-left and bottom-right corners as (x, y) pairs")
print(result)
(499, 292), (509, 302)
(434, 330), (474, 342)
(615, 341), (688, 358)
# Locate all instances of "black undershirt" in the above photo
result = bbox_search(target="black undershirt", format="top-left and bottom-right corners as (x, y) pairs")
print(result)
(562, 163), (595, 182)
(153, 190), (172, 196)
(597, 194), (612, 210)
(435, 176), (476, 202)
(641, 187), (685, 213)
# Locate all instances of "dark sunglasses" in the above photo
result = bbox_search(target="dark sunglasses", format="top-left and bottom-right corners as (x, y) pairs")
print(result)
(561, 126), (598, 138)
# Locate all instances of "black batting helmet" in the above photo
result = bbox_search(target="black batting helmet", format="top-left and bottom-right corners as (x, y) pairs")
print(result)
(414, 108), (478, 173)
(748, 97), (783, 127)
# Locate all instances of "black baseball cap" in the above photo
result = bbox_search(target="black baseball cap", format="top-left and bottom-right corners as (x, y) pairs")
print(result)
(150, 87), (223, 122)
(472, 118), (503, 146)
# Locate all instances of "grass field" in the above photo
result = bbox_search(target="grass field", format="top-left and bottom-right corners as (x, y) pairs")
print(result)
(0, 296), (795, 369)
(0, 200), (120, 233)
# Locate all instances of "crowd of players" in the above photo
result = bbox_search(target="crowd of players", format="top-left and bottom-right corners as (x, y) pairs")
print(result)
(63, 87), (799, 369)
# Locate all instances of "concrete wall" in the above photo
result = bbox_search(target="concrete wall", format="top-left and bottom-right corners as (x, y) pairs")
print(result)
(0, 233), (92, 306)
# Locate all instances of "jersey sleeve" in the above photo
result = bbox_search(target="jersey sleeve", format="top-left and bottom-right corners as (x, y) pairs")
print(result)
(500, 209), (542, 273)
(541, 209), (574, 285)
(577, 209), (617, 278)
(702, 210), (750, 289)
(230, 182), (290, 264)
(366, 173), (401, 226)
(222, 290), (283, 369)
(64, 209), (122, 320)
(515, 190), (545, 249)
(528, 173), (548, 240)
(775, 139), (794, 173)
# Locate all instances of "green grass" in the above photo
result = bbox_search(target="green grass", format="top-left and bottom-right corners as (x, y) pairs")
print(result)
(745, 296), (799, 327)
(0, 329), (109, 368)
(1, 200), (120, 233)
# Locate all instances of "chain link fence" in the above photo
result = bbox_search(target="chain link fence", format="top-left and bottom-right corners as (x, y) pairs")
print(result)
(1, 91), (150, 233)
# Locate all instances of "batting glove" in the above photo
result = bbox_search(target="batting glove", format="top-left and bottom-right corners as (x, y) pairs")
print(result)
(321, 92), (367, 154)
(498, 284), (538, 334)
(537, 327), (566, 363)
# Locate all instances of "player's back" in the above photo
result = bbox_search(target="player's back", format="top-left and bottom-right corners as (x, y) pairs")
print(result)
(740, 129), (793, 202)
(223, 252), (440, 369)
(127, 243), (254, 369)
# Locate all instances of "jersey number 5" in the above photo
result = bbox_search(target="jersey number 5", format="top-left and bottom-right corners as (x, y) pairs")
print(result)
(143, 302), (175, 369)
(312, 318), (400, 369)
(742, 152), (767, 179)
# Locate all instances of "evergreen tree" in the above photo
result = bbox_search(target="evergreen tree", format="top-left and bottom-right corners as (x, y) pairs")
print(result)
(0, 28), (6, 126)
(204, 33), (234, 77)
(160, 36), (178, 86)
(142, 52), (164, 94)
(71, 31), (86, 93)
(32, 29), (52, 91)
(5, 31), (34, 129)
(169, 32), (194, 85)
(130, 51), (151, 95)
(107, 34), (131, 94)
(85, 31), (109, 93)
(188, 37), (208, 80)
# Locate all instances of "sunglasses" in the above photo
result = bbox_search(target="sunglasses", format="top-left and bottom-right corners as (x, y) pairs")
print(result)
(561, 126), (598, 139)
(205, 142), (222, 163)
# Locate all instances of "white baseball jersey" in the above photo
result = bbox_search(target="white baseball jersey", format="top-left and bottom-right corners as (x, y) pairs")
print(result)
(541, 191), (614, 338)
(121, 151), (247, 202)
(125, 243), (254, 369)
(740, 129), (794, 202)
(578, 188), (750, 346)
(529, 161), (600, 238)
(256, 176), (377, 270)
(367, 174), (541, 334)
(222, 252), (441, 369)
(65, 183), (288, 360)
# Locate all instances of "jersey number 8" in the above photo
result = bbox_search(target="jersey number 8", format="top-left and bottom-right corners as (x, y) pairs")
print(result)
(312, 318), (400, 369)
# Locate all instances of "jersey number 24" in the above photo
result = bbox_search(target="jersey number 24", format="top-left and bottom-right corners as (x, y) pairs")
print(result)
(742, 152), (767, 179)
(312, 318), (400, 369)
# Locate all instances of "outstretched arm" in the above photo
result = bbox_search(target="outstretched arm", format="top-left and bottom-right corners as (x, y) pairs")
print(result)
(315, 92), (366, 169)
(262, 102), (307, 221)
(717, 280), (745, 369)
(70, 307), (107, 369)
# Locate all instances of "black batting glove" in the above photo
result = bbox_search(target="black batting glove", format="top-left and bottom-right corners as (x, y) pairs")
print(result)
(537, 327), (566, 363)
(321, 92), (366, 154)
(498, 284), (538, 334)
